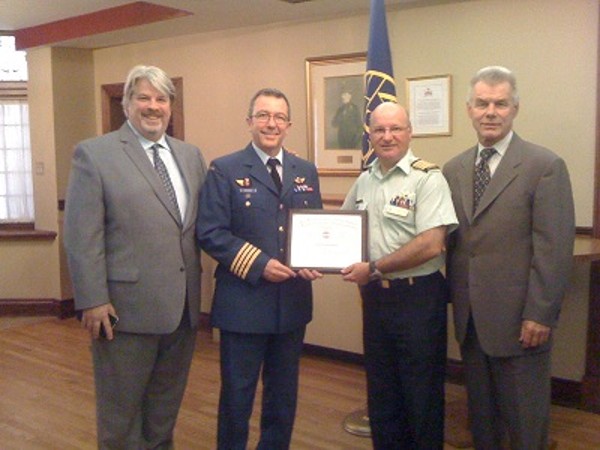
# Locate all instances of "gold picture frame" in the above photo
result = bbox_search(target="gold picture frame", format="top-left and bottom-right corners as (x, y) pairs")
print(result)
(305, 53), (366, 176)
(406, 74), (452, 137)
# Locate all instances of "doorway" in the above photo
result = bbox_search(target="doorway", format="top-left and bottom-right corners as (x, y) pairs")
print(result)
(101, 77), (184, 138)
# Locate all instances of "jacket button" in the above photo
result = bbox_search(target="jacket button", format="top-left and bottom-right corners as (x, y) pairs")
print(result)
(180, 267), (185, 272)
(278, 226), (284, 232)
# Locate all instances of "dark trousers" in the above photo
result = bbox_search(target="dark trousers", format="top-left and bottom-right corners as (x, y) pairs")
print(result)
(461, 319), (551, 450)
(360, 272), (448, 450)
(217, 327), (306, 450)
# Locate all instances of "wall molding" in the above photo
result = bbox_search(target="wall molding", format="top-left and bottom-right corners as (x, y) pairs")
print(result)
(303, 351), (584, 410)
(0, 298), (73, 318)
(0, 298), (212, 330)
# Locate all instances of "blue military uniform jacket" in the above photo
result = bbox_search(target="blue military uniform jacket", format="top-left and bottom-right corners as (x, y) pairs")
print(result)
(197, 144), (323, 334)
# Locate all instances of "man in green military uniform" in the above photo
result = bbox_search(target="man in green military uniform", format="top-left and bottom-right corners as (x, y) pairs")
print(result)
(341, 102), (457, 449)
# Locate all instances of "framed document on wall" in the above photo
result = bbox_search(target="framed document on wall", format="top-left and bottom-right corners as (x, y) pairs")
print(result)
(406, 74), (452, 137)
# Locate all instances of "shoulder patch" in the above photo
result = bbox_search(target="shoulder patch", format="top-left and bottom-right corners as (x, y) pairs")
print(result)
(411, 159), (440, 172)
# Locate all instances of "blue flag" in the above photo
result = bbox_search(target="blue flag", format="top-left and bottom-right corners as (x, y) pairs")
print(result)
(362, 0), (398, 168)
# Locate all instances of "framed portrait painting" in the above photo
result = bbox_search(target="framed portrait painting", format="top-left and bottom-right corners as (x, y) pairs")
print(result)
(305, 53), (366, 176)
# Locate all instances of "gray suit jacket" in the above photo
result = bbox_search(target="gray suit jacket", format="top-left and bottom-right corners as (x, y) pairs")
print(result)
(64, 123), (207, 334)
(443, 133), (575, 357)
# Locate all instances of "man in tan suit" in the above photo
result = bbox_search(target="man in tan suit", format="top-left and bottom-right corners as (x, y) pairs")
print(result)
(64, 65), (207, 449)
(443, 66), (575, 449)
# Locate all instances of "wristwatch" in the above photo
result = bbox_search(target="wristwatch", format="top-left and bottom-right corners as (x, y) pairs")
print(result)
(368, 260), (382, 280)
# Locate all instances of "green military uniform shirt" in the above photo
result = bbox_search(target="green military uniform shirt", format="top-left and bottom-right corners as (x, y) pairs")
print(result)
(342, 149), (458, 280)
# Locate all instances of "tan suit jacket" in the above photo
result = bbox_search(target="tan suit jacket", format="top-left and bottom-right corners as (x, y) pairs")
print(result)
(64, 123), (207, 333)
(443, 133), (575, 357)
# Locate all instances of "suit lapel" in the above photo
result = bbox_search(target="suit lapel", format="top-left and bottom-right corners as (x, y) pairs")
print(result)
(457, 147), (477, 223)
(167, 137), (193, 228)
(281, 151), (296, 198)
(119, 124), (182, 226)
(473, 135), (522, 220)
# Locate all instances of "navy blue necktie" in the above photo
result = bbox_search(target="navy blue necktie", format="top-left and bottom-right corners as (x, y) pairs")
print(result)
(267, 158), (282, 193)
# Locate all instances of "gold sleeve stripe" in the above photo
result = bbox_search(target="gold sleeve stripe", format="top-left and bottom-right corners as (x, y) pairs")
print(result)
(231, 243), (262, 279)
(234, 244), (258, 278)
(231, 243), (252, 275)
(238, 246), (261, 279)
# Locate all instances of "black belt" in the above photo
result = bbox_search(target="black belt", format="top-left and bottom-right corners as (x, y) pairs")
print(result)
(368, 271), (440, 289)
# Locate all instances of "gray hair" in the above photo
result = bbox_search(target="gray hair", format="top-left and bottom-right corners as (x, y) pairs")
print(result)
(247, 88), (291, 121)
(122, 65), (175, 110)
(467, 66), (519, 105)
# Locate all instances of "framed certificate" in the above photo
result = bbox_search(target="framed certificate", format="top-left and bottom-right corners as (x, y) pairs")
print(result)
(405, 74), (452, 137)
(287, 209), (368, 273)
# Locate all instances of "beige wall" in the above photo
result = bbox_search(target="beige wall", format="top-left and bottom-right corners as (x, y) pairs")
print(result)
(2, 0), (597, 380)
(0, 48), (62, 300)
(92, 0), (598, 225)
(52, 47), (96, 299)
(90, 0), (597, 378)
(0, 47), (96, 300)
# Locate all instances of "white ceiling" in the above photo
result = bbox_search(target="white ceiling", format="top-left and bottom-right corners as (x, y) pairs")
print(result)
(0, 0), (455, 49)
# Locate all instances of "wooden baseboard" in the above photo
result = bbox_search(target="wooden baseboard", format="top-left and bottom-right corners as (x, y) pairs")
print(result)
(582, 375), (600, 413)
(0, 298), (74, 318)
(314, 354), (583, 409)
(0, 299), (212, 329)
(0, 302), (586, 409)
(302, 343), (364, 365)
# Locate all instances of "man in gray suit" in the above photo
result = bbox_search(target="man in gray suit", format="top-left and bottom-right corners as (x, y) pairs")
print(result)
(443, 66), (575, 449)
(64, 65), (207, 449)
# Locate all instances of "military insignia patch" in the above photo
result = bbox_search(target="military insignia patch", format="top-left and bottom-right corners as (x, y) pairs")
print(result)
(235, 178), (252, 187)
(411, 159), (439, 172)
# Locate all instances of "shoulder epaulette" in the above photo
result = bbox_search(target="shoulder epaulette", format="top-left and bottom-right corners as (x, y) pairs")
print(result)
(411, 159), (440, 172)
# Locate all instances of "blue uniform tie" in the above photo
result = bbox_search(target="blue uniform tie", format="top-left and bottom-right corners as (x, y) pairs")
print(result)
(267, 158), (282, 193)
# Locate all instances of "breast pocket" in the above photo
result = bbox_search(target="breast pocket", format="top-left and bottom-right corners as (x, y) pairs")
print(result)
(382, 204), (415, 233)
(291, 192), (318, 209)
(231, 192), (272, 235)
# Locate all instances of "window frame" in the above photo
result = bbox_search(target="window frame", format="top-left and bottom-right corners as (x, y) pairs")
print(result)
(0, 81), (54, 240)
(0, 80), (35, 226)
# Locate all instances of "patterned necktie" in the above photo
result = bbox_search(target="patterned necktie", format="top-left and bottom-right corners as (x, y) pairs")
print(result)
(152, 144), (181, 219)
(473, 147), (496, 212)
(267, 158), (282, 193)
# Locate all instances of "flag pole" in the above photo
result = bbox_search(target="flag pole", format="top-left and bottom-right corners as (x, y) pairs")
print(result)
(344, 0), (397, 436)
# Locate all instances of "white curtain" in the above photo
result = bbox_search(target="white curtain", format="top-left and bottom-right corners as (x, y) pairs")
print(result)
(0, 99), (34, 222)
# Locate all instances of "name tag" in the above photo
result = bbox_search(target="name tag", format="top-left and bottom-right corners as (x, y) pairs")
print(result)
(383, 204), (408, 217)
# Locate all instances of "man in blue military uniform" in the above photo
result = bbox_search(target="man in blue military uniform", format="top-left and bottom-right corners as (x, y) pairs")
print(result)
(342, 102), (457, 449)
(196, 88), (323, 450)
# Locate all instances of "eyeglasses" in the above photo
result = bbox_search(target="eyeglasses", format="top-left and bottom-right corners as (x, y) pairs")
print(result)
(251, 111), (289, 126)
(371, 126), (409, 138)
